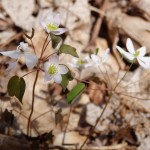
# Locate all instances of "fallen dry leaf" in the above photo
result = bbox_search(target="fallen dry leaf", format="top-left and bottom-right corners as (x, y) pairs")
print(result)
(53, 131), (86, 149)
(2, 0), (36, 31)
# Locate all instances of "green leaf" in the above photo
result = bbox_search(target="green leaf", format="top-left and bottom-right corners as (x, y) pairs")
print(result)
(23, 28), (35, 39)
(95, 48), (99, 55)
(89, 49), (93, 59)
(7, 76), (26, 103)
(61, 71), (73, 91)
(67, 83), (85, 104)
(50, 33), (62, 49)
(59, 44), (79, 58)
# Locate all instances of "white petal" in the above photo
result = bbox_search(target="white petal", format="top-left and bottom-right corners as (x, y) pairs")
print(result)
(84, 63), (92, 68)
(44, 62), (50, 72)
(68, 63), (78, 68)
(58, 65), (68, 74)
(102, 48), (110, 62)
(54, 74), (62, 83)
(51, 28), (68, 35)
(6, 61), (18, 71)
(54, 13), (60, 26)
(47, 13), (54, 23)
(137, 47), (146, 57)
(138, 56), (150, 63)
(72, 58), (78, 64)
(126, 38), (135, 54)
(85, 56), (90, 61)
(45, 27), (51, 33)
(44, 72), (53, 82)
(137, 58), (150, 69)
(116, 46), (135, 60)
(20, 42), (28, 51)
(24, 53), (38, 68)
(91, 54), (100, 64)
(48, 54), (59, 65)
(0, 50), (21, 59)
(41, 20), (46, 28)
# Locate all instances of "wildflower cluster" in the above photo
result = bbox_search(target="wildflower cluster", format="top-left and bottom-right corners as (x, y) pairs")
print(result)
(1, 12), (69, 84)
(0, 9), (150, 102)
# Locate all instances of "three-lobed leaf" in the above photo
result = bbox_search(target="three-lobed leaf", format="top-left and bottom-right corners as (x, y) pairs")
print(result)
(67, 83), (85, 104)
(50, 33), (62, 49)
(61, 71), (73, 91)
(59, 44), (79, 58)
(7, 76), (26, 103)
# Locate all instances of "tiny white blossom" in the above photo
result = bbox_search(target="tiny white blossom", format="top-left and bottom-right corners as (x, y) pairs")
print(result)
(68, 56), (92, 69)
(44, 54), (68, 83)
(41, 11), (67, 35)
(0, 42), (38, 70)
(116, 38), (150, 69)
(91, 48), (110, 65)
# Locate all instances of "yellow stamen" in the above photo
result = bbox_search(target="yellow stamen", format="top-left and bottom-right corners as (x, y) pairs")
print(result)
(47, 23), (58, 31)
(134, 51), (140, 57)
(48, 65), (58, 75)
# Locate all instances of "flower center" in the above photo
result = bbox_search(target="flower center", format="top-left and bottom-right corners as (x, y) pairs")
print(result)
(77, 59), (86, 65)
(47, 23), (58, 31)
(48, 65), (58, 75)
(134, 51), (140, 57)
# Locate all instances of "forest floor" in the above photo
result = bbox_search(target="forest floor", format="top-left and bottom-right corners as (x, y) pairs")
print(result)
(0, 0), (150, 150)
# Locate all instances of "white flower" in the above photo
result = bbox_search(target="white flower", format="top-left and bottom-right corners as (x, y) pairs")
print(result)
(116, 38), (150, 69)
(0, 42), (38, 70)
(41, 11), (67, 35)
(91, 48), (110, 65)
(68, 56), (92, 69)
(44, 54), (68, 83)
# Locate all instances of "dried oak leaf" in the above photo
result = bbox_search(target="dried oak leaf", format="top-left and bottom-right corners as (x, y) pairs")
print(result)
(114, 126), (139, 146)
(85, 78), (107, 105)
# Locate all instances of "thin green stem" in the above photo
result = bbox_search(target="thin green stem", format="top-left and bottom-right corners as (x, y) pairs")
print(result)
(79, 63), (133, 149)
(27, 70), (39, 137)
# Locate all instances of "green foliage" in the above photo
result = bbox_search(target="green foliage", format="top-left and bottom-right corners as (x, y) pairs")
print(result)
(61, 70), (73, 91)
(59, 44), (79, 58)
(89, 48), (99, 58)
(23, 28), (35, 40)
(95, 48), (99, 55)
(7, 76), (26, 103)
(50, 33), (62, 49)
(67, 83), (85, 104)
(89, 49), (93, 58)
